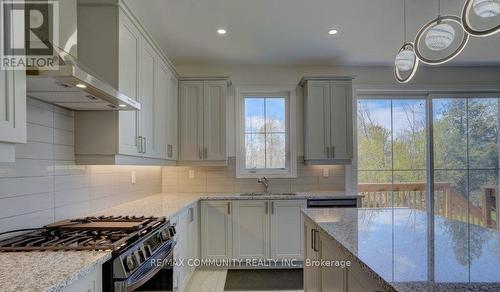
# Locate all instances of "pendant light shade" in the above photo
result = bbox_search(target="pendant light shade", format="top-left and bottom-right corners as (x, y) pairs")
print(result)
(395, 43), (419, 83)
(462, 0), (500, 36)
(395, 48), (416, 71)
(415, 16), (469, 65)
(473, 0), (500, 18)
(425, 23), (455, 51)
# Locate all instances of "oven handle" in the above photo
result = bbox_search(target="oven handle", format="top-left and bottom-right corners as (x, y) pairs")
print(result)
(125, 241), (176, 292)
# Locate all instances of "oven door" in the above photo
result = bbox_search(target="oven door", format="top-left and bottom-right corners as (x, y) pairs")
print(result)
(114, 242), (175, 292)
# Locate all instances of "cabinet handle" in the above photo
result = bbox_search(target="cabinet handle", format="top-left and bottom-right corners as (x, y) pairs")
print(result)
(137, 136), (143, 153)
(204, 147), (208, 159)
(313, 229), (319, 252)
(271, 202), (275, 214)
(143, 137), (147, 154)
(188, 207), (194, 223)
(198, 147), (203, 159)
(331, 146), (335, 158)
(227, 202), (231, 215)
(326, 146), (330, 158)
(311, 229), (315, 251)
(265, 201), (269, 214)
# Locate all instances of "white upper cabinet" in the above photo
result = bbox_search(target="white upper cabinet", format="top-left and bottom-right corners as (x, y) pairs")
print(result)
(0, 69), (26, 162)
(179, 79), (228, 165)
(302, 77), (353, 164)
(75, 1), (177, 165)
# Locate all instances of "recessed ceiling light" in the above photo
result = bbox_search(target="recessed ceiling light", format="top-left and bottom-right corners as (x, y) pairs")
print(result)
(217, 28), (227, 35)
(328, 29), (338, 35)
(119, 104), (127, 108)
(76, 83), (87, 89)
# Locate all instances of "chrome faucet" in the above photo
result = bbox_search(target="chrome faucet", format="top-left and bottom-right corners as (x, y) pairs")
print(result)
(257, 177), (270, 193)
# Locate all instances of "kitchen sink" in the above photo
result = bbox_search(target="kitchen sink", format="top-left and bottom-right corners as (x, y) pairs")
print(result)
(239, 192), (296, 196)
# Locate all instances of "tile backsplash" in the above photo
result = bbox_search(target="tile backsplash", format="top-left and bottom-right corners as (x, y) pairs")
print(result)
(0, 98), (161, 234)
(162, 157), (345, 193)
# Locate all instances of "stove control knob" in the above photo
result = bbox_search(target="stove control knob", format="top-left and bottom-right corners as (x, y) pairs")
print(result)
(125, 255), (136, 271)
(160, 229), (170, 241)
(168, 226), (176, 237)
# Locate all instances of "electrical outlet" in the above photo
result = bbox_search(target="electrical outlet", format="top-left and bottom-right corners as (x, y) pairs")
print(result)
(188, 169), (195, 179)
(131, 171), (137, 184)
(322, 168), (329, 177)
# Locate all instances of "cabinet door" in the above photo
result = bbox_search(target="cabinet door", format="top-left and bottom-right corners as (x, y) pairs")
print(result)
(270, 200), (306, 260)
(140, 39), (156, 157)
(62, 265), (102, 292)
(304, 81), (331, 160)
(320, 233), (346, 292)
(0, 68), (26, 159)
(118, 11), (141, 156)
(187, 204), (199, 277)
(179, 81), (204, 161)
(155, 60), (170, 159)
(201, 200), (232, 260)
(203, 81), (226, 161)
(329, 81), (353, 160)
(232, 200), (270, 260)
(304, 220), (320, 292)
(166, 73), (178, 160)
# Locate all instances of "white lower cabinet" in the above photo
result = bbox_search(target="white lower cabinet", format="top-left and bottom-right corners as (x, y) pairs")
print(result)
(172, 202), (199, 292)
(304, 217), (383, 292)
(232, 200), (270, 260)
(200, 199), (306, 263)
(200, 200), (233, 260)
(270, 200), (306, 260)
(62, 265), (102, 292)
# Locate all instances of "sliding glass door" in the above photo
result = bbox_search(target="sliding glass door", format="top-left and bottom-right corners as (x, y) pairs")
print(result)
(357, 97), (428, 212)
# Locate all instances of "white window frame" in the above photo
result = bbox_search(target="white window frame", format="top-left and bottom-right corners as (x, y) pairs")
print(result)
(235, 86), (297, 178)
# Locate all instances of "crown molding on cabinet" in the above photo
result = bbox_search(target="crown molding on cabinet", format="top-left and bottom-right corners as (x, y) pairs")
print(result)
(299, 76), (355, 87)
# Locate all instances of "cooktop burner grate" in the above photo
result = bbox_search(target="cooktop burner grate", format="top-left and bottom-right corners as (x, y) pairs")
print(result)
(0, 216), (167, 252)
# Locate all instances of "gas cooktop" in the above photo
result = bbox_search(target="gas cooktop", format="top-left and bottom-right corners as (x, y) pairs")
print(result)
(0, 216), (170, 252)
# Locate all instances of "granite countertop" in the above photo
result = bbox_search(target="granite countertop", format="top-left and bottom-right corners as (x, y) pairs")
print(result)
(302, 208), (500, 292)
(0, 251), (111, 292)
(0, 191), (358, 291)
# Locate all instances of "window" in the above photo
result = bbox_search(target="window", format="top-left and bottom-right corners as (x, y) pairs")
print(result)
(236, 87), (296, 178)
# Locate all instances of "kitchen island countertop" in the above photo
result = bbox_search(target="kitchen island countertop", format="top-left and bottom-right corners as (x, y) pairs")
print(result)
(302, 208), (500, 292)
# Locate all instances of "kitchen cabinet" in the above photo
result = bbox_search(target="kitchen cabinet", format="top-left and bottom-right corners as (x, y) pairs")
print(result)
(304, 219), (320, 292)
(200, 199), (306, 263)
(0, 4), (27, 162)
(62, 265), (102, 292)
(302, 77), (354, 165)
(304, 217), (383, 292)
(172, 202), (199, 292)
(179, 79), (228, 165)
(232, 200), (270, 260)
(200, 200), (233, 260)
(270, 200), (306, 260)
(74, 1), (177, 165)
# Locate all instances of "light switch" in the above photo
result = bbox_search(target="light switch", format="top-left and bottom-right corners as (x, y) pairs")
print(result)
(131, 171), (137, 184)
(188, 169), (195, 179)
(322, 168), (329, 177)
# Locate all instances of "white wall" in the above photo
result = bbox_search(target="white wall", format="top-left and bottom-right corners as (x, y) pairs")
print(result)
(0, 98), (162, 235)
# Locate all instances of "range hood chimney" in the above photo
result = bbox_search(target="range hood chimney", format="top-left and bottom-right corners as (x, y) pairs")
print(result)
(25, 0), (140, 111)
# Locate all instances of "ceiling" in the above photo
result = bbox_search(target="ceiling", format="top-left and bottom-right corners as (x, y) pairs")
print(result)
(125, 0), (500, 66)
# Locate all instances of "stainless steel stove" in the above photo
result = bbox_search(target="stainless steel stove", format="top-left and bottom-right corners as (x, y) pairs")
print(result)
(0, 216), (176, 292)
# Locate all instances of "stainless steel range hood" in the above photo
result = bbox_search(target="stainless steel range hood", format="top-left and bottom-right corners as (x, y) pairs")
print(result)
(25, 0), (140, 111)
(26, 52), (140, 111)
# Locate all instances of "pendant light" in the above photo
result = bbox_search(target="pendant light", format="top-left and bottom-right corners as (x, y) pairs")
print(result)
(462, 0), (500, 36)
(414, 0), (469, 65)
(395, 0), (419, 83)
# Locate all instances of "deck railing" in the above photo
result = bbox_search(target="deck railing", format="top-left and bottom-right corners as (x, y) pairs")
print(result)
(358, 182), (498, 229)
